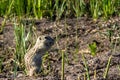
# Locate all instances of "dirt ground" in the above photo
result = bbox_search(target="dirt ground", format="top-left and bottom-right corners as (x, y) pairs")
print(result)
(0, 17), (120, 80)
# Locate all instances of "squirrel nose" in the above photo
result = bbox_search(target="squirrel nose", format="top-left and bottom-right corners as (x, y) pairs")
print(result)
(44, 36), (54, 46)
(45, 36), (53, 41)
(45, 36), (54, 43)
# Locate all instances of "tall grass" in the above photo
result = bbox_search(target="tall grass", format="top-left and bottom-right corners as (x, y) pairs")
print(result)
(90, 0), (101, 21)
(14, 24), (26, 71)
(13, 18), (37, 76)
(54, 0), (66, 20)
(0, 0), (14, 33)
(33, 0), (54, 19)
(115, 0), (120, 16)
(13, 21), (33, 76)
(0, 0), (119, 20)
(72, 0), (86, 18)
(102, 0), (115, 19)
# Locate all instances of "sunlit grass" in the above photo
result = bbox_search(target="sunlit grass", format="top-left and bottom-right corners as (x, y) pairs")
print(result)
(90, 0), (101, 21)
(14, 24), (26, 71)
(0, 0), (119, 20)
(102, 0), (116, 19)
(0, 0), (14, 33)
(13, 20), (35, 75)
(72, 0), (86, 17)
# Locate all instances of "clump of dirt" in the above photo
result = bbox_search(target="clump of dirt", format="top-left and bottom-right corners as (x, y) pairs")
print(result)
(0, 17), (120, 80)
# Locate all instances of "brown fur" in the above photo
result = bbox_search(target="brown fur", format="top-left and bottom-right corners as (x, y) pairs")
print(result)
(24, 36), (54, 76)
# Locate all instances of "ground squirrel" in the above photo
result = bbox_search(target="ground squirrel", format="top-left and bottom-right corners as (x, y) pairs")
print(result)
(24, 35), (54, 76)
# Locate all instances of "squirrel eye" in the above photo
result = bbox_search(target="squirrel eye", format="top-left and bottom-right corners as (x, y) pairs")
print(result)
(39, 37), (41, 40)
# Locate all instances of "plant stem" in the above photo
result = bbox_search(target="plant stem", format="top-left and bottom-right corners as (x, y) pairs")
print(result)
(81, 53), (90, 80)
(61, 50), (65, 80)
(103, 55), (112, 79)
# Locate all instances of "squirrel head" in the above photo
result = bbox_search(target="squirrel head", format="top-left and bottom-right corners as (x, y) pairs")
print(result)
(35, 35), (54, 51)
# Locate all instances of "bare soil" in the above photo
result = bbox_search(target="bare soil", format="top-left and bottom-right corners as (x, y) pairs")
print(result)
(0, 17), (120, 80)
